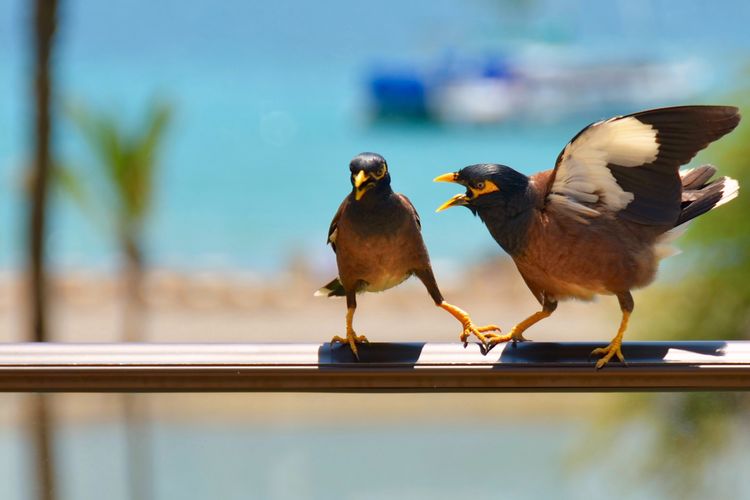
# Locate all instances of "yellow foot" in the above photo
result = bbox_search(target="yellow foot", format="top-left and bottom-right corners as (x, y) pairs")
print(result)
(484, 328), (529, 348)
(331, 331), (369, 359)
(438, 301), (500, 348)
(458, 323), (502, 347)
(591, 341), (625, 369)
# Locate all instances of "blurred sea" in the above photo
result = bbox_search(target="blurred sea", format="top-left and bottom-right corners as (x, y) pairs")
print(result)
(2, 3), (750, 500)
(1, 0), (749, 276)
(1, 414), (750, 500)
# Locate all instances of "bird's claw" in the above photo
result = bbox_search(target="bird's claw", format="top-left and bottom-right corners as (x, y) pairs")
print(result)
(331, 331), (369, 360)
(591, 342), (626, 369)
(459, 323), (502, 349)
(483, 330), (529, 353)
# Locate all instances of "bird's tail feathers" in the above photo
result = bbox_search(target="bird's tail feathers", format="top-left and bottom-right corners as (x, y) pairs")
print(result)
(314, 277), (346, 297)
(676, 165), (739, 227)
(680, 164), (717, 190)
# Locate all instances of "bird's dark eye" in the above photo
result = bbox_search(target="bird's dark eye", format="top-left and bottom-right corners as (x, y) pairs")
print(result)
(475, 181), (485, 190)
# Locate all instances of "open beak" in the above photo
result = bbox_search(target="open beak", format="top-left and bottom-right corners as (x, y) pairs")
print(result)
(354, 170), (370, 201)
(435, 193), (468, 212)
(433, 172), (467, 212)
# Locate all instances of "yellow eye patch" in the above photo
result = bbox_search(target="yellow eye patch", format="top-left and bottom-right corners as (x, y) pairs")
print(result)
(372, 165), (387, 180)
(469, 180), (500, 198)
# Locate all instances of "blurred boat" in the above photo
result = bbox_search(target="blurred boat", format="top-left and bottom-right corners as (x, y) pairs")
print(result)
(366, 53), (706, 124)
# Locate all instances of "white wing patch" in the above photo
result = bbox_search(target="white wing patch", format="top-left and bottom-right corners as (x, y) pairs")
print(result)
(550, 116), (659, 214)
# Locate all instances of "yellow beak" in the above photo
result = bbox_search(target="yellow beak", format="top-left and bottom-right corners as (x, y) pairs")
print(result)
(433, 172), (459, 183)
(354, 170), (371, 201)
(435, 193), (468, 212)
(433, 171), (467, 212)
(354, 170), (368, 189)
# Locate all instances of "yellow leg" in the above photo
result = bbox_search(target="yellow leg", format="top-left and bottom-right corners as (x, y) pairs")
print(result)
(331, 307), (369, 358)
(439, 301), (501, 346)
(485, 309), (551, 346)
(591, 310), (630, 369)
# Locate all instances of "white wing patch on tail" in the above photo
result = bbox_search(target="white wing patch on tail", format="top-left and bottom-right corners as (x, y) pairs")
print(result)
(716, 177), (740, 209)
(654, 173), (735, 259)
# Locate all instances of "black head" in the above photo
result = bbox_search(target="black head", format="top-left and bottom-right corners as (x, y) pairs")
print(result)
(349, 152), (391, 201)
(434, 163), (529, 214)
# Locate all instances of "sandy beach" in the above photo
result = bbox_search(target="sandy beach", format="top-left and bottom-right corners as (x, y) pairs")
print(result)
(0, 258), (624, 426)
(0, 259), (614, 344)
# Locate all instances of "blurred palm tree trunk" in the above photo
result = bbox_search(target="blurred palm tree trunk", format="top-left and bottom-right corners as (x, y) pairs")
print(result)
(28, 1), (59, 500)
(29, 396), (55, 500)
(122, 234), (145, 343)
(123, 395), (153, 500)
(63, 99), (171, 500)
(121, 234), (153, 500)
(30, 0), (57, 341)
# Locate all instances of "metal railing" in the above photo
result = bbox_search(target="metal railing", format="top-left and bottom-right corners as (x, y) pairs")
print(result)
(0, 341), (748, 392)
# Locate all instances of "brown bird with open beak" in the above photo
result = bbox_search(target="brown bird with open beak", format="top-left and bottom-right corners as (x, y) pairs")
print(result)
(317, 152), (500, 358)
(434, 105), (740, 368)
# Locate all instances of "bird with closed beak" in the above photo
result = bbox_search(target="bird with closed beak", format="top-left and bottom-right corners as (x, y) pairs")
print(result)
(317, 152), (500, 358)
(434, 105), (740, 368)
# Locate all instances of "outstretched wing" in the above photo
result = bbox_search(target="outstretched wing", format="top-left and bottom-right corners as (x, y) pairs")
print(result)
(544, 105), (740, 225)
(327, 198), (349, 253)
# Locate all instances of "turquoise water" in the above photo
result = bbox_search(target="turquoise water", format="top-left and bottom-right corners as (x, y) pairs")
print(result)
(1, 0), (749, 272)
(1, 421), (595, 500)
(1, 418), (749, 500)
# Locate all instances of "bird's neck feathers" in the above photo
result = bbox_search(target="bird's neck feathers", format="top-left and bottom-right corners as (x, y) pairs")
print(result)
(351, 179), (394, 207)
(475, 186), (535, 256)
(348, 182), (403, 234)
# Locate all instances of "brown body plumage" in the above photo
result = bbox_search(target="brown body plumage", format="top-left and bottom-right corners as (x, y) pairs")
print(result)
(318, 153), (500, 358)
(435, 105), (741, 367)
(515, 169), (665, 301)
(331, 193), (430, 295)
